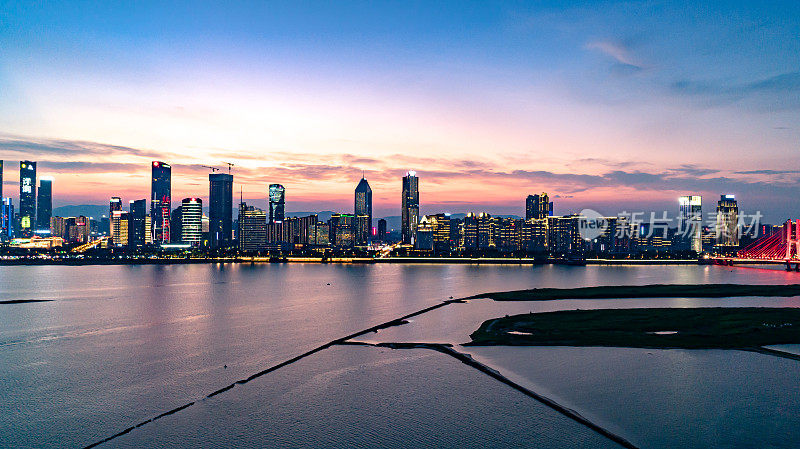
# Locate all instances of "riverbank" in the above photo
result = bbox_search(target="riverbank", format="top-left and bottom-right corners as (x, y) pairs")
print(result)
(468, 307), (800, 349)
(0, 256), (700, 266)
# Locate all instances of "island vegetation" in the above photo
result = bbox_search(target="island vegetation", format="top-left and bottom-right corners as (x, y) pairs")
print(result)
(469, 283), (800, 301)
(468, 307), (800, 349)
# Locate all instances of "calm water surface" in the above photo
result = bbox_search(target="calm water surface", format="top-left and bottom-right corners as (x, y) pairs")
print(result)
(1, 263), (797, 448)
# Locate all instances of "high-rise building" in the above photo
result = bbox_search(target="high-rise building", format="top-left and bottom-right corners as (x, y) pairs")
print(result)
(401, 171), (419, 244)
(19, 160), (36, 237)
(128, 199), (147, 247)
(150, 161), (171, 243)
(181, 198), (203, 246)
(0, 160), (3, 201)
(526, 193), (552, 220)
(1, 197), (12, 241)
(269, 184), (285, 224)
(377, 218), (387, 242)
(110, 197), (122, 214)
(354, 176), (372, 242)
(109, 197), (123, 243)
(111, 211), (129, 246)
(420, 214), (451, 253)
(716, 194), (739, 249)
(170, 206), (183, 243)
(35, 177), (53, 233)
(209, 173), (233, 248)
(238, 202), (267, 251)
(679, 195), (703, 253)
(330, 213), (355, 247)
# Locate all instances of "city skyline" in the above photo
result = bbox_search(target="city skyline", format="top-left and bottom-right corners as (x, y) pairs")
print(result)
(0, 2), (798, 220)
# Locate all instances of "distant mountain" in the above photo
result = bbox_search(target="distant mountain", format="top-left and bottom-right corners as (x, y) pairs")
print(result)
(53, 205), (108, 219)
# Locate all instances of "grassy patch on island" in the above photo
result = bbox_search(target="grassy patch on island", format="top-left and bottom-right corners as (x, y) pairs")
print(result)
(468, 283), (800, 301)
(467, 308), (800, 349)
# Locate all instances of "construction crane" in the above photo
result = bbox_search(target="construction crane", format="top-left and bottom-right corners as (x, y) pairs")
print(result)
(223, 162), (235, 174)
(201, 165), (220, 173)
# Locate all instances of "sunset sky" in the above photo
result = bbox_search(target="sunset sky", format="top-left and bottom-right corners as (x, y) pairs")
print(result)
(1, 1), (798, 221)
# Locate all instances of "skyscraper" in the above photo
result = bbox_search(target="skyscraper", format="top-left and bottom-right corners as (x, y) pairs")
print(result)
(109, 197), (122, 242)
(181, 198), (203, 245)
(36, 176), (53, 233)
(209, 173), (233, 248)
(354, 176), (372, 242)
(1, 197), (12, 241)
(377, 218), (387, 242)
(19, 161), (37, 237)
(526, 193), (552, 220)
(128, 199), (147, 247)
(0, 160), (3, 201)
(238, 202), (267, 251)
(716, 194), (739, 249)
(150, 161), (171, 243)
(111, 210), (129, 246)
(679, 195), (702, 253)
(269, 184), (285, 224)
(401, 171), (419, 244)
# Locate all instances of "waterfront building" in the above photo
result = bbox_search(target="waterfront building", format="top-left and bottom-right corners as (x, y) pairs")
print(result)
(19, 160), (36, 237)
(238, 202), (267, 251)
(330, 213), (355, 247)
(716, 194), (739, 250)
(296, 214), (318, 245)
(377, 218), (387, 242)
(1, 197), (13, 241)
(127, 199), (147, 247)
(170, 207), (182, 243)
(419, 214), (451, 253)
(150, 161), (171, 243)
(269, 184), (285, 224)
(679, 195), (703, 253)
(111, 210), (129, 246)
(354, 177), (372, 242)
(209, 173), (233, 248)
(355, 214), (370, 246)
(0, 160), (3, 201)
(548, 215), (584, 257)
(181, 198), (203, 246)
(459, 213), (478, 249)
(308, 221), (330, 247)
(35, 176), (53, 233)
(495, 218), (522, 252)
(68, 216), (91, 243)
(526, 193), (552, 220)
(522, 218), (549, 252)
(401, 171), (419, 244)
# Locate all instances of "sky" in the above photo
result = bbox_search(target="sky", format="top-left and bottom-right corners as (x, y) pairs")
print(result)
(0, 0), (798, 221)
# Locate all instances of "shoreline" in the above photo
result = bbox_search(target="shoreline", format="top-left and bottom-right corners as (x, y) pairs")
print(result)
(0, 257), (702, 267)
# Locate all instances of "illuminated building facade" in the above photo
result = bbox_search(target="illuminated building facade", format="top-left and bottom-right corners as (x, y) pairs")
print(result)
(716, 194), (739, 249)
(238, 202), (267, 251)
(526, 193), (552, 220)
(111, 211), (129, 246)
(19, 160), (36, 237)
(1, 198), (14, 241)
(181, 198), (203, 245)
(268, 184), (286, 225)
(150, 161), (171, 243)
(354, 177), (372, 243)
(401, 171), (419, 244)
(679, 195), (703, 253)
